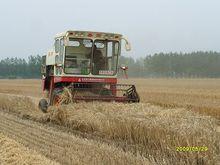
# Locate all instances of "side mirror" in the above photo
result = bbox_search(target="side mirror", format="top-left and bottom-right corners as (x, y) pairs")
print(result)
(41, 64), (46, 74)
(120, 65), (128, 71)
(41, 55), (46, 74)
(120, 64), (128, 79)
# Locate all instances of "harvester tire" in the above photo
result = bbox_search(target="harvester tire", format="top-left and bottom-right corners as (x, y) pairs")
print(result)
(38, 99), (48, 113)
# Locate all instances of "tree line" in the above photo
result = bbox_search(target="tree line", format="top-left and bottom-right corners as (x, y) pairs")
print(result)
(0, 51), (220, 78)
(119, 51), (220, 78)
(0, 55), (41, 78)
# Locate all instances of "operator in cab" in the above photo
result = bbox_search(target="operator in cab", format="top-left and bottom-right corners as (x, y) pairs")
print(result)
(94, 45), (105, 73)
(88, 44), (106, 75)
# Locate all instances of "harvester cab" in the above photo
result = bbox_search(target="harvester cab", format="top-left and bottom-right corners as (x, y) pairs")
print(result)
(39, 30), (140, 112)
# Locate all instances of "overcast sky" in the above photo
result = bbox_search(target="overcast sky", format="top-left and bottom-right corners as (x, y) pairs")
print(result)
(0, 0), (219, 59)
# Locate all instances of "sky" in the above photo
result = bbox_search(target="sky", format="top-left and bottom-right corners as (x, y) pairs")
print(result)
(0, 0), (220, 59)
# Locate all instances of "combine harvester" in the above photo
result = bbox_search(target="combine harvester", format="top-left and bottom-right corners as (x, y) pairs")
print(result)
(39, 30), (140, 112)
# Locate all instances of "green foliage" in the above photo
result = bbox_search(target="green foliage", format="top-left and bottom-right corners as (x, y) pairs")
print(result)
(0, 55), (41, 79)
(119, 51), (220, 78)
(144, 51), (220, 78)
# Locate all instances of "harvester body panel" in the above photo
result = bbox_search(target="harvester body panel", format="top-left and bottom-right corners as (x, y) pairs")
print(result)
(39, 30), (140, 112)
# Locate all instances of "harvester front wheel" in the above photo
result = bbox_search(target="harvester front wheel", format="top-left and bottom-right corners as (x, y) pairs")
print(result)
(38, 99), (48, 113)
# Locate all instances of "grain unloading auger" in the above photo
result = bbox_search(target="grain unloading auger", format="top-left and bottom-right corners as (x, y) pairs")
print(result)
(39, 30), (140, 113)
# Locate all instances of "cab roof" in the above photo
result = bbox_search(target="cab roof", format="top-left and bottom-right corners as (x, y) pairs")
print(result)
(55, 30), (123, 40)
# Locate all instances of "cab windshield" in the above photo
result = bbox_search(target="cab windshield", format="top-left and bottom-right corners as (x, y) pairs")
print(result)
(64, 38), (120, 76)
(64, 38), (92, 75)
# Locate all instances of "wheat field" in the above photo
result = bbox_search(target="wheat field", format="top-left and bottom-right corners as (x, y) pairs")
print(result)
(0, 79), (219, 165)
(120, 78), (220, 120)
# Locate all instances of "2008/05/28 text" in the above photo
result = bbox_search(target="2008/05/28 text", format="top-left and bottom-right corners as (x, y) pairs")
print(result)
(176, 147), (208, 152)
